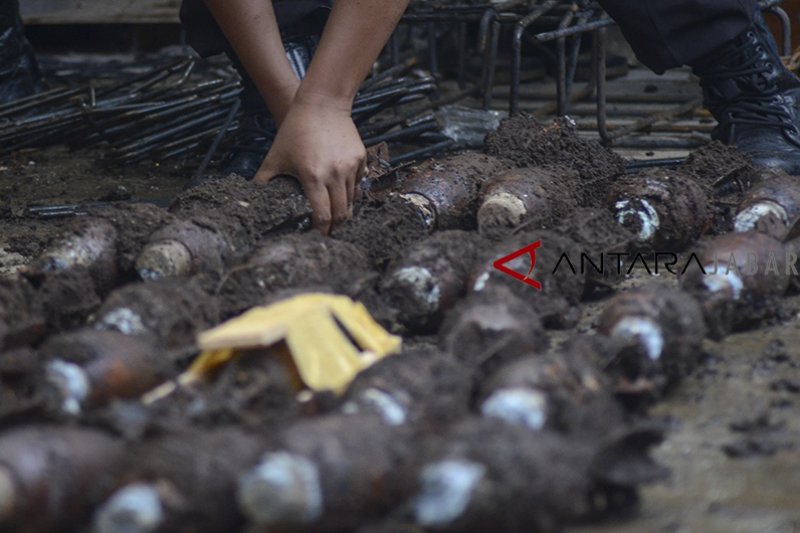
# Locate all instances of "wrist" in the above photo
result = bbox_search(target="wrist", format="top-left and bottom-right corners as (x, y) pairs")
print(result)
(293, 85), (354, 113)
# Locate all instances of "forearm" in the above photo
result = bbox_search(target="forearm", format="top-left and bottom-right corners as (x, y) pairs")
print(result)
(296, 0), (410, 110)
(204, 0), (299, 124)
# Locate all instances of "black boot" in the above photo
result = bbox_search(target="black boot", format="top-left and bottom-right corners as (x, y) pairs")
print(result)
(0, 0), (43, 104)
(693, 11), (800, 174)
(221, 35), (320, 180)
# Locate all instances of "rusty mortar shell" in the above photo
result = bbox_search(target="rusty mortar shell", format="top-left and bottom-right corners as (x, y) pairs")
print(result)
(479, 350), (619, 436)
(439, 284), (549, 375)
(396, 153), (507, 230)
(136, 220), (233, 280)
(94, 277), (218, 348)
(734, 171), (800, 234)
(342, 348), (473, 429)
(609, 169), (709, 250)
(26, 218), (118, 290)
(468, 229), (587, 328)
(41, 329), (161, 414)
(598, 284), (706, 385)
(103, 428), (265, 533)
(0, 426), (124, 529)
(681, 231), (791, 304)
(410, 418), (591, 532)
(381, 231), (479, 332)
(238, 414), (414, 530)
(477, 166), (580, 240)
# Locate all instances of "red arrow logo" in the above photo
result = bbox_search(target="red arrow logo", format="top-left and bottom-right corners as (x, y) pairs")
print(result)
(492, 241), (542, 290)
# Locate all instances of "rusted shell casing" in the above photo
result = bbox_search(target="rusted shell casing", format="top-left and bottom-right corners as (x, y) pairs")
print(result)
(468, 229), (587, 329)
(681, 231), (791, 303)
(381, 231), (479, 332)
(479, 350), (621, 437)
(396, 153), (506, 230)
(439, 284), (549, 378)
(27, 218), (119, 291)
(136, 219), (233, 280)
(0, 426), (124, 530)
(94, 278), (219, 349)
(98, 428), (265, 533)
(734, 171), (800, 235)
(41, 329), (162, 411)
(609, 169), (709, 250)
(342, 348), (473, 430)
(477, 166), (580, 240)
(598, 284), (706, 388)
(238, 414), (416, 530)
(411, 418), (592, 532)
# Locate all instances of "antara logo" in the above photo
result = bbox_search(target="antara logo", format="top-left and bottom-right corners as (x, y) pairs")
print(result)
(492, 241), (542, 290)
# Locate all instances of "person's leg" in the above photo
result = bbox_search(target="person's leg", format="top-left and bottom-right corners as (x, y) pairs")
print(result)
(599, 0), (800, 174)
(0, 0), (43, 103)
(597, 0), (757, 74)
(180, 0), (330, 181)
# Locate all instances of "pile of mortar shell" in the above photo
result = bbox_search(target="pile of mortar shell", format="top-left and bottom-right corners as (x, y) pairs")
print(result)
(4, 127), (800, 532)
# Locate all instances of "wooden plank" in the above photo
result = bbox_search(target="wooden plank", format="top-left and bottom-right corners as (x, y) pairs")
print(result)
(21, 0), (180, 24)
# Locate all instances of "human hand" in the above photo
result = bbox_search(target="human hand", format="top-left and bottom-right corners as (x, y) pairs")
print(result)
(254, 95), (365, 234)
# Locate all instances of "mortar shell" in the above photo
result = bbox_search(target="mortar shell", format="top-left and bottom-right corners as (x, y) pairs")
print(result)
(681, 231), (791, 303)
(41, 329), (161, 412)
(239, 414), (415, 530)
(735, 171), (800, 234)
(0, 426), (124, 530)
(477, 166), (580, 240)
(609, 169), (709, 250)
(136, 220), (232, 280)
(598, 284), (706, 387)
(382, 231), (478, 332)
(26, 218), (118, 291)
(396, 153), (506, 230)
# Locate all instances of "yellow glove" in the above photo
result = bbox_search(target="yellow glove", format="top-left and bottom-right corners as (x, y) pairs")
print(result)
(184, 293), (401, 394)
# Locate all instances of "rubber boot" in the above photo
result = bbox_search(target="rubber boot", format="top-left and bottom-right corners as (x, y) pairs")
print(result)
(693, 11), (800, 174)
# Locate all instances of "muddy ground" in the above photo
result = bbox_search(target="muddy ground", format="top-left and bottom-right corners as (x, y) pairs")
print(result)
(2, 116), (800, 531)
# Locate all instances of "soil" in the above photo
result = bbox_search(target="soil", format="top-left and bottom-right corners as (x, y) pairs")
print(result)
(484, 115), (625, 206)
(333, 195), (432, 271)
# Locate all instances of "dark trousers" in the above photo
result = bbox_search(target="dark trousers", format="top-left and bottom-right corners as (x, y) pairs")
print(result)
(598, 0), (758, 73)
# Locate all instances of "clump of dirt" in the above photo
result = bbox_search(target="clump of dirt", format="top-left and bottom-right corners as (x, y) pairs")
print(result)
(393, 152), (509, 230)
(682, 141), (755, 192)
(682, 142), (757, 235)
(171, 175), (311, 255)
(91, 203), (176, 274)
(484, 115), (625, 205)
(94, 276), (219, 353)
(215, 233), (374, 319)
(0, 279), (45, 350)
(556, 208), (634, 293)
(382, 230), (482, 333)
(334, 196), (431, 271)
(34, 267), (102, 333)
(343, 347), (474, 430)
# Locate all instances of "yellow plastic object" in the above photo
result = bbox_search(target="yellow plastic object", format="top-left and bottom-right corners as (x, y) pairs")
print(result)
(185, 293), (402, 394)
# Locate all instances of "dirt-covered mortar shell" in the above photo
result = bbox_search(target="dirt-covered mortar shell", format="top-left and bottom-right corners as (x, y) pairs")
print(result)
(609, 168), (710, 250)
